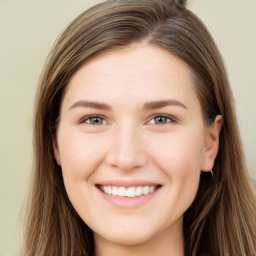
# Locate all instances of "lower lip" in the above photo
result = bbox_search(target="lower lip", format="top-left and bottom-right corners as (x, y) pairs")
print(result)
(97, 186), (160, 209)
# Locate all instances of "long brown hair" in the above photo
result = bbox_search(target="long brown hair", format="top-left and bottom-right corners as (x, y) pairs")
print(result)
(23, 0), (256, 255)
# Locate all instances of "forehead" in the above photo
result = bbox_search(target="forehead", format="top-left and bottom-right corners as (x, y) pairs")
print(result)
(62, 44), (200, 111)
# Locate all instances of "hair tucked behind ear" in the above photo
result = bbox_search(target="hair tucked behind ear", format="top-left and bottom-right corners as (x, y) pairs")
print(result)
(23, 1), (256, 255)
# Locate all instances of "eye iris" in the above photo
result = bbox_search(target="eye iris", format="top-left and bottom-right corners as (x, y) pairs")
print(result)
(155, 116), (168, 124)
(91, 117), (103, 124)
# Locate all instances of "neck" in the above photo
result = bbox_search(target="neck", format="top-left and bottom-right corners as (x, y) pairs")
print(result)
(94, 218), (184, 256)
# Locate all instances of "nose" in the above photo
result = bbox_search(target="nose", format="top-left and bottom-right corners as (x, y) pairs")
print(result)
(106, 125), (146, 171)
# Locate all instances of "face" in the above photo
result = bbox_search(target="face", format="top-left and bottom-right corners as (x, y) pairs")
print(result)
(54, 44), (221, 249)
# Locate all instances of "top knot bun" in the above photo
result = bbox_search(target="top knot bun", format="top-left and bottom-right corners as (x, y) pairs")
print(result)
(173, 0), (187, 9)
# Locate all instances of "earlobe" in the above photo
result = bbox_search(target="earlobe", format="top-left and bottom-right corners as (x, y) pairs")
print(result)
(53, 137), (61, 166)
(201, 115), (223, 172)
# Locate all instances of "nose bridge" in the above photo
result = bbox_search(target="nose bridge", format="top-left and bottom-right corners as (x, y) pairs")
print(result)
(106, 121), (146, 170)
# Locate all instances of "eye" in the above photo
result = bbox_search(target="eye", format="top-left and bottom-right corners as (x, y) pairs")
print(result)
(149, 115), (174, 125)
(81, 115), (106, 125)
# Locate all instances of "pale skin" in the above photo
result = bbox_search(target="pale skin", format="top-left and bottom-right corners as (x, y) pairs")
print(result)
(54, 44), (222, 256)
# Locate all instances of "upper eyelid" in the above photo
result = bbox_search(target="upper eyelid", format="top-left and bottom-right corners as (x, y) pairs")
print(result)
(148, 114), (177, 122)
(79, 114), (108, 124)
(151, 114), (175, 119)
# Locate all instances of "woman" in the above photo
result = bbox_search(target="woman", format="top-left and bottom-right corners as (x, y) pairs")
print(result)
(23, 0), (256, 255)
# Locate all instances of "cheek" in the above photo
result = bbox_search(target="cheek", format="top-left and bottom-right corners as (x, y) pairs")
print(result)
(132, 130), (203, 230)
(148, 130), (204, 174)
(165, 143), (202, 216)
(57, 131), (108, 221)
(147, 130), (203, 204)
(57, 130), (108, 182)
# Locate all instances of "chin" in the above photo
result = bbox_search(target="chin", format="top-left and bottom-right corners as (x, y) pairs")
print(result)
(95, 228), (157, 247)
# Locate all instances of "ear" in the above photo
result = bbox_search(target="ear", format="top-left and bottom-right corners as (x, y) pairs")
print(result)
(201, 115), (223, 172)
(53, 137), (61, 166)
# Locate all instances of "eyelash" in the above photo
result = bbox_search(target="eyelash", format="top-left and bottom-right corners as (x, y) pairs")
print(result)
(80, 115), (107, 125)
(149, 114), (176, 125)
(80, 114), (176, 126)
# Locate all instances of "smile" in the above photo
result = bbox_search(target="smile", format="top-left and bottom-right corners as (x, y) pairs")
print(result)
(100, 185), (158, 198)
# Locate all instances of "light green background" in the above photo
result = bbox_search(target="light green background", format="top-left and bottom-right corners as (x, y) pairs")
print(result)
(0, 0), (255, 255)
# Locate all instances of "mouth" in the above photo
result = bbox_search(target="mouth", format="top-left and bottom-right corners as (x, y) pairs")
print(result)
(95, 181), (162, 208)
(98, 185), (161, 198)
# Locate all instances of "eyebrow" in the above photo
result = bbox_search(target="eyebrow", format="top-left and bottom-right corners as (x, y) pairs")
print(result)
(69, 99), (187, 111)
(69, 100), (112, 111)
(142, 99), (188, 110)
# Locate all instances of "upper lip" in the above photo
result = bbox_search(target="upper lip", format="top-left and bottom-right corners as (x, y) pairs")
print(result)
(96, 180), (161, 187)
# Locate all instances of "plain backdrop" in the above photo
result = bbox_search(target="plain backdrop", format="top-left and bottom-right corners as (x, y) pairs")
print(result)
(0, 0), (255, 255)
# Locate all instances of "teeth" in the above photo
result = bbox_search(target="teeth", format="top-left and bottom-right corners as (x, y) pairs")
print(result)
(149, 186), (154, 193)
(100, 185), (157, 198)
(143, 186), (149, 195)
(118, 187), (126, 197)
(135, 186), (143, 196)
(112, 186), (118, 196)
(107, 186), (112, 195)
(126, 187), (135, 197)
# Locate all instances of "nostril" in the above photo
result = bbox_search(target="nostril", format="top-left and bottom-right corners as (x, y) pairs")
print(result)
(106, 149), (146, 170)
